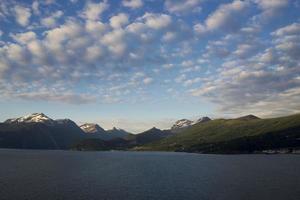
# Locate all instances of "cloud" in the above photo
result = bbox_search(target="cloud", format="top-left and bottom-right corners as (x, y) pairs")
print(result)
(205, 0), (249, 32)
(253, 0), (289, 21)
(14, 92), (96, 104)
(194, 0), (249, 34)
(141, 13), (172, 30)
(13, 5), (31, 26)
(1, 0), (299, 118)
(164, 0), (202, 14)
(0, 5), (179, 104)
(272, 23), (300, 60)
(143, 77), (153, 84)
(254, 0), (288, 10)
(81, 1), (109, 21)
(10, 31), (37, 44)
(109, 13), (129, 29)
(190, 22), (300, 117)
(41, 10), (63, 28)
(272, 22), (300, 37)
(32, 1), (40, 15)
(122, 0), (143, 9)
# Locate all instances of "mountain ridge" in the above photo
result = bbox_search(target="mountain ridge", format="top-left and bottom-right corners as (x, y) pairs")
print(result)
(1, 113), (300, 153)
(138, 113), (300, 153)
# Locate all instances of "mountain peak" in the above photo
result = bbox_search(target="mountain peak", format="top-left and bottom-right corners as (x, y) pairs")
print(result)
(194, 116), (211, 124)
(4, 113), (54, 124)
(171, 119), (193, 130)
(149, 127), (160, 131)
(237, 115), (260, 120)
(80, 123), (105, 134)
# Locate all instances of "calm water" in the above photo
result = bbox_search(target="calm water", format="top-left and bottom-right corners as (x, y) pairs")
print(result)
(0, 149), (299, 200)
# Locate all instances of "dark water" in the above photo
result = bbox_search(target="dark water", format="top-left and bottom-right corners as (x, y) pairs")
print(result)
(0, 149), (299, 200)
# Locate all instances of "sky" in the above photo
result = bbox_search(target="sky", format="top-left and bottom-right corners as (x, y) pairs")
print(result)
(0, 0), (300, 133)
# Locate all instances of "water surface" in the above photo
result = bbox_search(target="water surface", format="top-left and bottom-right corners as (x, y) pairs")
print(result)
(0, 149), (299, 200)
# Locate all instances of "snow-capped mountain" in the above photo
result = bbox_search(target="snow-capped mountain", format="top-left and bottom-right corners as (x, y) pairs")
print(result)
(79, 124), (132, 140)
(171, 119), (193, 130)
(193, 117), (211, 124)
(4, 113), (55, 125)
(80, 123), (106, 134)
(171, 117), (211, 132)
(1, 113), (86, 149)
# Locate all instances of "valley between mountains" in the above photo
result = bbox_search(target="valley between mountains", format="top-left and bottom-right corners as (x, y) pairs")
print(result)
(0, 113), (300, 154)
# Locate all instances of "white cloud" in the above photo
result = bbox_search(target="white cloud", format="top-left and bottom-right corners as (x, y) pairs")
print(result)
(41, 10), (63, 28)
(272, 23), (300, 37)
(183, 77), (201, 87)
(10, 31), (36, 44)
(143, 77), (153, 85)
(205, 0), (249, 32)
(254, 0), (288, 10)
(141, 13), (172, 30)
(109, 13), (129, 29)
(32, 1), (40, 15)
(194, 0), (249, 35)
(85, 20), (107, 36)
(81, 1), (109, 21)
(122, 0), (143, 9)
(190, 22), (300, 117)
(165, 0), (202, 14)
(162, 31), (176, 42)
(253, 0), (289, 20)
(13, 5), (31, 26)
(175, 74), (186, 83)
(14, 92), (96, 104)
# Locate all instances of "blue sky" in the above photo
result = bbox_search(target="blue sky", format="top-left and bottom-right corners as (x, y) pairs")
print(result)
(0, 0), (300, 133)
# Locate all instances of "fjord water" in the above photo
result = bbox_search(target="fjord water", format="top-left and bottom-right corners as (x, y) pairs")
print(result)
(0, 150), (299, 200)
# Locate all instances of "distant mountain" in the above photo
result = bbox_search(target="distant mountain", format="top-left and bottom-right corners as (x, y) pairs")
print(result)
(0, 113), (134, 150)
(5, 113), (55, 125)
(138, 114), (300, 153)
(79, 123), (110, 140)
(171, 119), (193, 130)
(80, 123), (106, 134)
(0, 113), (85, 149)
(194, 117), (211, 124)
(106, 127), (132, 139)
(236, 115), (260, 120)
(134, 127), (172, 145)
(79, 124), (132, 140)
(171, 117), (211, 133)
(2, 113), (300, 153)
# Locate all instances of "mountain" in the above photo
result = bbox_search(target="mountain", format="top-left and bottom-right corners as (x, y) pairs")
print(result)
(134, 127), (172, 145)
(0, 113), (86, 149)
(79, 123), (112, 140)
(138, 114), (300, 153)
(72, 127), (171, 150)
(80, 124), (132, 140)
(236, 115), (260, 120)
(194, 117), (211, 124)
(4, 113), (55, 125)
(171, 117), (211, 133)
(171, 119), (193, 130)
(106, 127), (132, 139)
(80, 123), (106, 134)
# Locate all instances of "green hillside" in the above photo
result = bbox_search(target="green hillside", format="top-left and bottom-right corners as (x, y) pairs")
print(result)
(138, 114), (300, 153)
